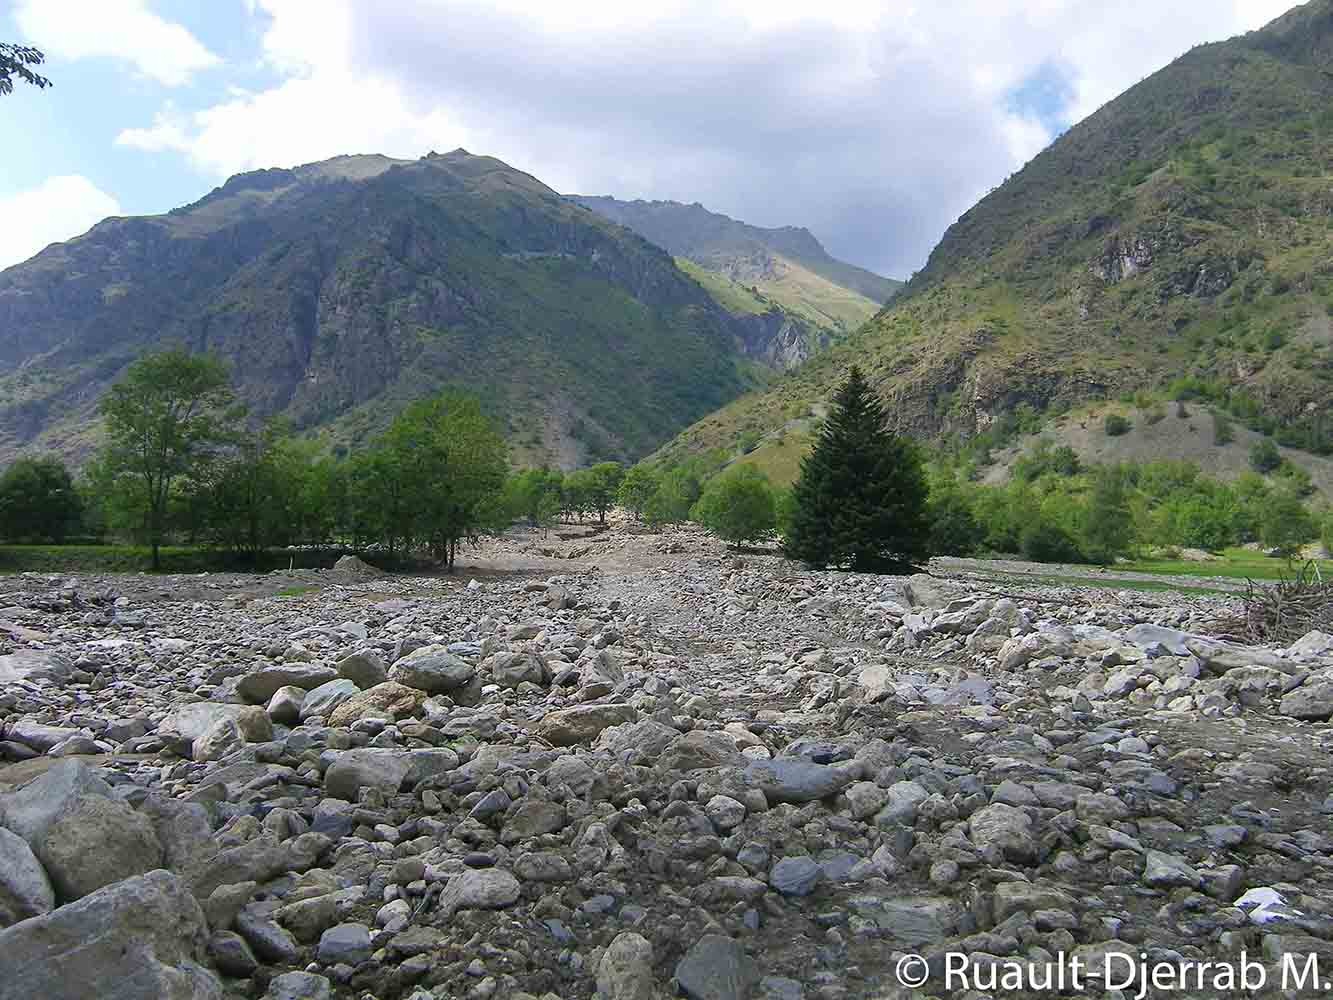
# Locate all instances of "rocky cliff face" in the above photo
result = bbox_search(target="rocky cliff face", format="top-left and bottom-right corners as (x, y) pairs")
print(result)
(0, 152), (812, 467)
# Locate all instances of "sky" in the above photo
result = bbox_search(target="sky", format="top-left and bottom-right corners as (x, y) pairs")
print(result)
(0, 0), (1304, 278)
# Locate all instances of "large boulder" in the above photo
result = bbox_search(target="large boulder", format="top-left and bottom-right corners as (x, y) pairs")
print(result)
(39, 794), (164, 902)
(327, 682), (426, 727)
(336, 651), (388, 689)
(1280, 680), (1333, 721)
(969, 803), (1036, 863)
(595, 718), (680, 759)
(0, 869), (223, 1000)
(0, 650), (74, 684)
(237, 665), (338, 704)
(0, 760), (112, 845)
(157, 703), (273, 756)
(744, 758), (855, 804)
(299, 679), (361, 721)
(488, 652), (547, 689)
(598, 931), (656, 1000)
(324, 749), (411, 802)
(389, 646), (476, 694)
(536, 704), (638, 746)
(0, 827), (54, 927)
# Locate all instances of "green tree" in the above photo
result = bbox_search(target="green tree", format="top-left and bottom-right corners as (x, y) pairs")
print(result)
(785, 366), (929, 570)
(1259, 489), (1315, 558)
(926, 477), (983, 556)
(690, 466), (776, 549)
(0, 43), (50, 97)
(0, 455), (82, 541)
(97, 349), (236, 569)
(377, 393), (509, 570)
(1082, 466), (1134, 564)
(617, 465), (661, 521)
(509, 468), (564, 532)
(644, 467), (699, 529)
(580, 462), (624, 525)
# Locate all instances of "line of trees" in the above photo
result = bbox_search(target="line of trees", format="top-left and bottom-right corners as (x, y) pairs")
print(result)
(3, 355), (1330, 571)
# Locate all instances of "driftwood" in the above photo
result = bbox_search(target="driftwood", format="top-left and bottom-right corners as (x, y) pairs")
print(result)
(1229, 561), (1332, 645)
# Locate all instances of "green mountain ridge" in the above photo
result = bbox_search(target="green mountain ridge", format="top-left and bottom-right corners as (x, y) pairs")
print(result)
(0, 150), (862, 468)
(654, 0), (1333, 477)
(568, 195), (902, 331)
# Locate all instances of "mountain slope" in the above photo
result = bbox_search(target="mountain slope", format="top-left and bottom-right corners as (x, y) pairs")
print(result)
(568, 196), (902, 332)
(655, 0), (1333, 474)
(0, 151), (794, 468)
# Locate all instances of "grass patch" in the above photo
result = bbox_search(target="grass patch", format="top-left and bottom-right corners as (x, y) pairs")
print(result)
(963, 568), (1237, 596)
(1119, 548), (1333, 581)
(276, 584), (321, 598)
(0, 545), (361, 575)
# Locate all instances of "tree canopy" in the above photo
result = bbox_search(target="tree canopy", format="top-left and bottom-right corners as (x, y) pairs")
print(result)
(785, 365), (929, 570)
(0, 43), (50, 97)
(96, 349), (236, 568)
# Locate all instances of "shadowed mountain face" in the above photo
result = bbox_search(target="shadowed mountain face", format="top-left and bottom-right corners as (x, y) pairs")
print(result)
(0, 150), (836, 468)
(653, 0), (1333, 471)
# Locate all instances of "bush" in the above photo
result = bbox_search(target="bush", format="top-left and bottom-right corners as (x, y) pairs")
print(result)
(1020, 518), (1083, 563)
(1250, 438), (1282, 474)
(1103, 414), (1132, 437)
(1213, 411), (1235, 445)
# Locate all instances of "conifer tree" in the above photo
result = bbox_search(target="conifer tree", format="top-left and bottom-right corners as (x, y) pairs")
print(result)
(785, 366), (928, 570)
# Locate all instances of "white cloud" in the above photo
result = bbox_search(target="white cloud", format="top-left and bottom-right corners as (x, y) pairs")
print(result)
(15, 0), (220, 87)
(0, 176), (122, 271)
(115, 0), (1302, 275)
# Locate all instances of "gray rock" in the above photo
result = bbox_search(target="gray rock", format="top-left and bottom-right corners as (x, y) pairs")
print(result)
(501, 800), (567, 844)
(596, 718), (683, 758)
(968, 802), (1036, 863)
(235, 908), (301, 963)
(873, 780), (929, 827)
(389, 646), (476, 694)
(438, 868), (521, 918)
(299, 679), (360, 720)
(336, 651), (388, 689)
(6, 721), (85, 752)
(745, 757), (854, 804)
(316, 921), (373, 965)
(1143, 849), (1202, 888)
(157, 703), (273, 755)
(658, 730), (746, 771)
(0, 826), (55, 926)
(847, 893), (962, 946)
(324, 749), (411, 801)
(38, 793), (164, 902)
(674, 934), (759, 1000)
(0, 759), (111, 845)
(598, 931), (655, 1000)
(208, 930), (259, 977)
(190, 836), (289, 900)
(489, 651), (547, 688)
(0, 869), (222, 1000)
(1280, 681), (1333, 720)
(266, 971), (332, 1000)
(769, 856), (821, 897)
(0, 649), (73, 684)
(265, 685), (305, 724)
(237, 664), (338, 704)
(192, 716), (244, 762)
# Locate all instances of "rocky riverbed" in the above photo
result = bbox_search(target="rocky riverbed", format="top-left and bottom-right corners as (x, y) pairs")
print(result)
(2, 520), (1333, 999)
